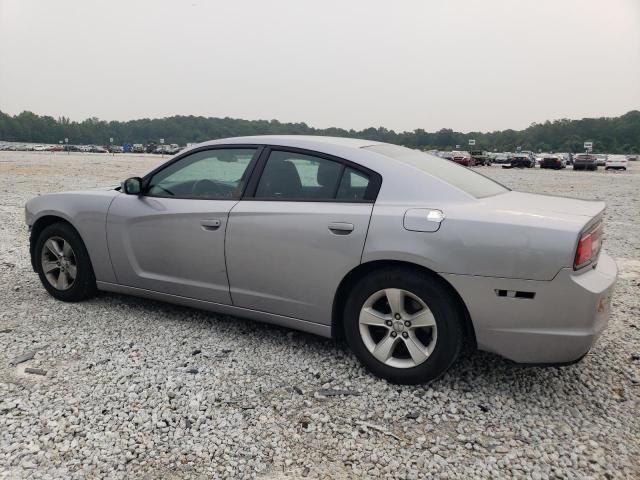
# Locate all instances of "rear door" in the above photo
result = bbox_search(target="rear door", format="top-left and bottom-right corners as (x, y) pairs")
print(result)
(107, 146), (259, 303)
(225, 148), (381, 325)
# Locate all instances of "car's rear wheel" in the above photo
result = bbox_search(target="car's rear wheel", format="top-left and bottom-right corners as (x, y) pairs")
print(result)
(35, 222), (97, 302)
(343, 268), (464, 384)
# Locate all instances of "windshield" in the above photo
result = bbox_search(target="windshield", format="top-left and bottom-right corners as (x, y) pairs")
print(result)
(365, 144), (509, 198)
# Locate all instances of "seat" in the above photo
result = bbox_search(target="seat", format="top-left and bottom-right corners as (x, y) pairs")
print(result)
(315, 161), (342, 198)
(256, 159), (302, 198)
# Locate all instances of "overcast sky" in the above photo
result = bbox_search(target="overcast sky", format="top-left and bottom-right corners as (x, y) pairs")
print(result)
(0, 0), (638, 132)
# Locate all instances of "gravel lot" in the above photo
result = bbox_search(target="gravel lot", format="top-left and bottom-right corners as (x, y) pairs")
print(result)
(1, 151), (639, 479)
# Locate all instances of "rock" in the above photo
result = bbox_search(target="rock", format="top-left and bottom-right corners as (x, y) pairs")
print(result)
(10, 350), (37, 365)
(315, 389), (360, 397)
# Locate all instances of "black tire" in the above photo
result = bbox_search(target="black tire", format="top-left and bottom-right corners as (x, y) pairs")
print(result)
(343, 268), (464, 384)
(34, 222), (97, 302)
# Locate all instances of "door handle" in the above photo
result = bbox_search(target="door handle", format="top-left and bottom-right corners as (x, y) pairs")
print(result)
(200, 219), (221, 230)
(328, 222), (354, 235)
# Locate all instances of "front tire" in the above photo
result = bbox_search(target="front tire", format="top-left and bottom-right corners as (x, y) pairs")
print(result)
(343, 268), (464, 384)
(34, 222), (97, 302)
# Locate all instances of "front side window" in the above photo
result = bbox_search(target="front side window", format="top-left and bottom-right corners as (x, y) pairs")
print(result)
(255, 151), (344, 200)
(147, 148), (256, 199)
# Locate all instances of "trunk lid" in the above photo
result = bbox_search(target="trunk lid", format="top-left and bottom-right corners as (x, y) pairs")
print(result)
(480, 191), (604, 224)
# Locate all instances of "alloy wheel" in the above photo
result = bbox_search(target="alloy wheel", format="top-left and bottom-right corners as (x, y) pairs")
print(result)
(358, 288), (438, 369)
(41, 236), (77, 291)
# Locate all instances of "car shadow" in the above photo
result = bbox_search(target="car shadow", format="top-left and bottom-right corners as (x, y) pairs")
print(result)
(91, 291), (618, 412)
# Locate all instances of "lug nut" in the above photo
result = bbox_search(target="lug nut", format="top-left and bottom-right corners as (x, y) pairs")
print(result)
(394, 313), (401, 320)
(390, 332), (397, 338)
(404, 321), (411, 327)
(385, 320), (392, 327)
(402, 332), (409, 338)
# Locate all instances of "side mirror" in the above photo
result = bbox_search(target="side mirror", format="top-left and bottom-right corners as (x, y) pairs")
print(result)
(122, 177), (143, 195)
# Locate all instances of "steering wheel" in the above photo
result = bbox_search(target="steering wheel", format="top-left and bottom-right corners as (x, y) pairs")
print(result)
(191, 179), (226, 198)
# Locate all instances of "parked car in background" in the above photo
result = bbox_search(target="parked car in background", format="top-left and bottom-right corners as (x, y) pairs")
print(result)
(89, 146), (109, 153)
(451, 151), (475, 167)
(493, 153), (511, 164)
(440, 152), (454, 161)
(469, 150), (491, 166)
(573, 154), (598, 171)
(626, 154), (637, 161)
(595, 154), (608, 166)
(166, 144), (182, 155)
(605, 156), (628, 171)
(510, 153), (535, 168)
(540, 155), (567, 170)
(109, 145), (124, 154)
(131, 144), (145, 153)
(24, 135), (617, 384)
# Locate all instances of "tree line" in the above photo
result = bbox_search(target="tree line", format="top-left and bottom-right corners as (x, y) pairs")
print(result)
(0, 109), (638, 153)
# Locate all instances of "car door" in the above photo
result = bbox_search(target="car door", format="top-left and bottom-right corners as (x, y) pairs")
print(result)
(225, 148), (381, 325)
(106, 146), (260, 303)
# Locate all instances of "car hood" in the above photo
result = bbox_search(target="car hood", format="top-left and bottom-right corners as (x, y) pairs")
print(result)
(481, 191), (604, 223)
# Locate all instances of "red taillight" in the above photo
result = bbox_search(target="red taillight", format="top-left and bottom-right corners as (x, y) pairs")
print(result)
(574, 222), (603, 269)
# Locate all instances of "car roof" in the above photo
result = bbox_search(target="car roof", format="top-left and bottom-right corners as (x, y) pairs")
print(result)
(200, 135), (384, 151)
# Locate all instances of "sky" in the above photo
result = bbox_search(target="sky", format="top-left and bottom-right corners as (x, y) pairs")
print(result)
(0, 0), (639, 133)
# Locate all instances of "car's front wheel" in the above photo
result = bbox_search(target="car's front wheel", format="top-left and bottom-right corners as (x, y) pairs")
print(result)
(34, 222), (97, 302)
(343, 268), (464, 384)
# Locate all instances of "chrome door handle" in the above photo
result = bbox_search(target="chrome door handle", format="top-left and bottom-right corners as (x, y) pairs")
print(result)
(328, 222), (354, 235)
(200, 219), (221, 230)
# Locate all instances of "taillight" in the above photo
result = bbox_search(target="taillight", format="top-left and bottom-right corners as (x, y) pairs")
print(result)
(574, 221), (603, 270)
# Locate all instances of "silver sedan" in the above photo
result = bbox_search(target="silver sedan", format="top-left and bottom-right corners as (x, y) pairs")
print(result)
(25, 136), (617, 384)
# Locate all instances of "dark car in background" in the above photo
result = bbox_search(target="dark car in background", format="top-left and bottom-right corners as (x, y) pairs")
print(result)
(510, 154), (535, 168)
(540, 155), (567, 170)
(573, 154), (597, 171)
(469, 150), (491, 166)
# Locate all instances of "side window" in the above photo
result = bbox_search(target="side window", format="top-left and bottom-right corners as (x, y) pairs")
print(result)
(255, 151), (344, 200)
(147, 148), (256, 199)
(336, 167), (370, 201)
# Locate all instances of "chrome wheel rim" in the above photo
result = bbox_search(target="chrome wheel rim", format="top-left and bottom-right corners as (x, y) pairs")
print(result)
(41, 236), (77, 291)
(359, 288), (437, 369)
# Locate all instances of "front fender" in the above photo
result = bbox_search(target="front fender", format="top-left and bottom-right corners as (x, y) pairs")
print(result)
(26, 190), (119, 283)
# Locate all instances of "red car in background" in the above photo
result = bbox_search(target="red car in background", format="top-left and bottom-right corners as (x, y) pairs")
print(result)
(451, 151), (476, 166)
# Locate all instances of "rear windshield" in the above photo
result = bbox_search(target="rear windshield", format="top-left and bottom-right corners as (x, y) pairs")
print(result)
(365, 144), (509, 198)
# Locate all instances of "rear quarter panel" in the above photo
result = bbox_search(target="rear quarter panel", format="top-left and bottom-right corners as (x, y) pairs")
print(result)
(363, 197), (590, 281)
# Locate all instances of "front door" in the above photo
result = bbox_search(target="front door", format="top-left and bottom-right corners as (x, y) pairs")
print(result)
(106, 147), (259, 303)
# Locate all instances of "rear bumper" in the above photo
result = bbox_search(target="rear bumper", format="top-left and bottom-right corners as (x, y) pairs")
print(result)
(442, 252), (617, 364)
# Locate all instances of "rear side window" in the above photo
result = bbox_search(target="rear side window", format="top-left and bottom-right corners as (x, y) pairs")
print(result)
(254, 150), (372, 202)
(337, 168), (370, 201)
(365, 144), (508, 198)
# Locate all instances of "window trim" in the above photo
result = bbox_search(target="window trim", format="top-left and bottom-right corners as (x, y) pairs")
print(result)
(242, 146), (382, 203)
(140, 144), (264, 201)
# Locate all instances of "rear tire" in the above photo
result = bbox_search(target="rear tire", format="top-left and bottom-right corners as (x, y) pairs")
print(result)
(343, 268), (464, 384)
(34, 222), (97, 302)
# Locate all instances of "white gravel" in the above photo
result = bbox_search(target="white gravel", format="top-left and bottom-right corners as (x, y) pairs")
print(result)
(1, 151), (639, 479)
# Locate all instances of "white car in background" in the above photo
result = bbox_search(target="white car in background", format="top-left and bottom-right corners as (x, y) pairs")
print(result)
(594, 154), (608, 166)
(605, 156), (628, 171)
